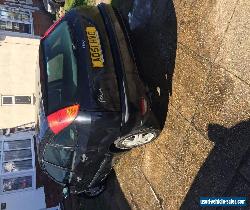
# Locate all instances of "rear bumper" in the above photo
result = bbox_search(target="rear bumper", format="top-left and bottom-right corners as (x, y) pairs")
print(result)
(98, 4), (160, 133)
(98, 4), (130, 125)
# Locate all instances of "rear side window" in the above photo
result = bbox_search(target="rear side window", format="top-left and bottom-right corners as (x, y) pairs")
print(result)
(41, 124), (77, 184)
(44, 145), (74, 169)
(47, 54), (63, 82)
(42, 21), (78, 114)
(53, 126), (77, 147)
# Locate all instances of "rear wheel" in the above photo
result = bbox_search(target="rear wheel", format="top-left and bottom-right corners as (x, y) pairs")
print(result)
(114, 128), (160, 149)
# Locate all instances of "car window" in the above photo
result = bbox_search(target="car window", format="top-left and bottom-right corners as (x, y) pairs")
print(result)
(54, 126), (77, 147)
(42, 21), (78, 114)
(47, 54), (63, 82)
(44, 162), (70, 184)
(43, 144), (74, 169)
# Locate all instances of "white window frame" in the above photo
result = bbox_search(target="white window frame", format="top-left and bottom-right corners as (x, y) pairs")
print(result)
(0, 132), (36, 194)
(6, 0), (33, 5)
(1, 95), (35, 106)
(0, 5), (34, 35)
(14, 95), (33, 105)
(25, 0), (33, 5)
(1, 95), (14, 106)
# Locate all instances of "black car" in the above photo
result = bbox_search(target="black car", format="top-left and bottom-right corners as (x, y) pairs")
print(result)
(36, 3), (161, 197)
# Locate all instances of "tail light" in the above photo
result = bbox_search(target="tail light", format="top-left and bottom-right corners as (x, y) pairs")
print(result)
(47, 104), (79, 134)
(140, 97), (148, 115)
(41, 15), (64, 40)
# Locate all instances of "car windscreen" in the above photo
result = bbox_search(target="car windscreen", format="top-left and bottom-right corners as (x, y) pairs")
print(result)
(42, 21), (78, 114)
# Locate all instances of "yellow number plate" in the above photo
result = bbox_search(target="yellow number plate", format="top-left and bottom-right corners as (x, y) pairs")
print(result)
(86, 27), (104, 68)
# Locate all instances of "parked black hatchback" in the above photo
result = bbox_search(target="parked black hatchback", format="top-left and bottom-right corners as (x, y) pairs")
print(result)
(37, 3), (161, 196)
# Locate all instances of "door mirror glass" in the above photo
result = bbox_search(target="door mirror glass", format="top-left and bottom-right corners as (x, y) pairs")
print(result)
(62, 186), (69, 199)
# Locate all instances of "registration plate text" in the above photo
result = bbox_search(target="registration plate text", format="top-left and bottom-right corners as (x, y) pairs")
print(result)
(86, 27), (104, 68)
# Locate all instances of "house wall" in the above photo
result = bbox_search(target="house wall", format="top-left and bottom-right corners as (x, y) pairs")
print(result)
(0, 35), (39, 128)
(0, 1), (55, 209)
(0, 0), (53, 129)
(0, 187), (46, 210)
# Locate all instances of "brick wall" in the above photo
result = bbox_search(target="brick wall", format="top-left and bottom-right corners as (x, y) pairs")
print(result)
(32, 10), (53, 36)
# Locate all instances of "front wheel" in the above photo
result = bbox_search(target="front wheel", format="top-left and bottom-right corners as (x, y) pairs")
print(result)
(114, 128), (160, 149)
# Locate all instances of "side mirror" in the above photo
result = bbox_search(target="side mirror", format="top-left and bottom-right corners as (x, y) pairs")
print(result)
(62, 187), (69, 199)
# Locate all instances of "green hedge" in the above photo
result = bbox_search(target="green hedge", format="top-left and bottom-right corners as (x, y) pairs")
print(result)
(64, 0), (87, 11)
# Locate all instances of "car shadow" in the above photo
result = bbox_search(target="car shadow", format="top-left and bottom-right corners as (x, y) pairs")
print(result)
(181, 120), (250, 209)
(112, 0), (177, 129)
(63, 170), (131, 210)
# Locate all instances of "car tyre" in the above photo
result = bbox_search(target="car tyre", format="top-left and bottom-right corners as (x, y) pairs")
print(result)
(114, 128), (160, 149)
